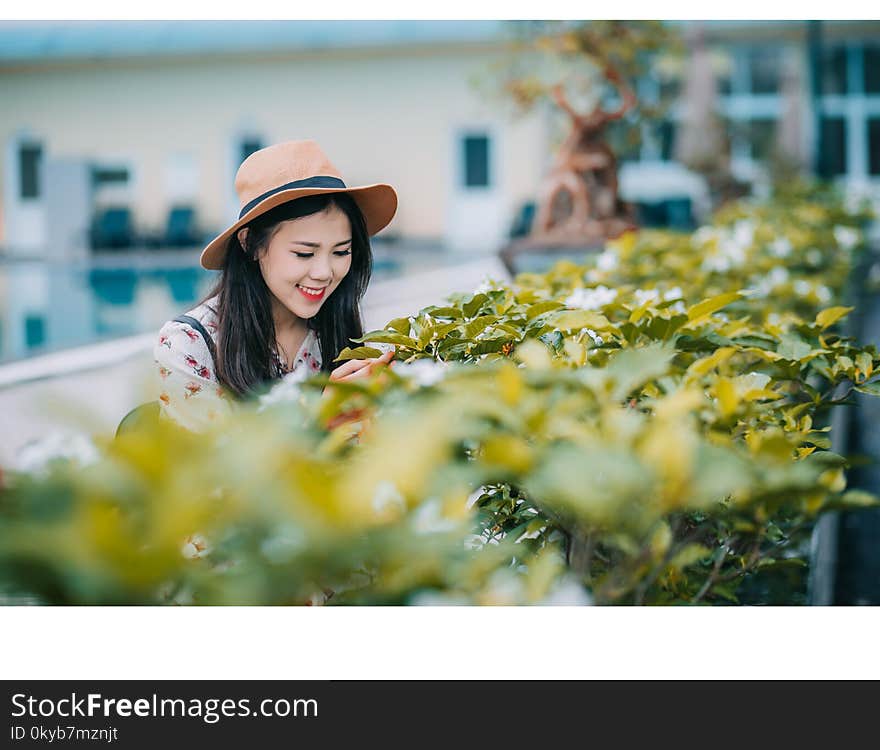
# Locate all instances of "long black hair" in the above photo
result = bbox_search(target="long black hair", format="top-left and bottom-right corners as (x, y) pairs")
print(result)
(201, 193), (372, 398)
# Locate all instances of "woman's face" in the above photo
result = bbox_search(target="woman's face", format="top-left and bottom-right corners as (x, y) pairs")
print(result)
(253, 205), (354, 322)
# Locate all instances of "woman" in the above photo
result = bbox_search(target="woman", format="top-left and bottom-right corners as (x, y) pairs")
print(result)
(154, 139), (398, 431)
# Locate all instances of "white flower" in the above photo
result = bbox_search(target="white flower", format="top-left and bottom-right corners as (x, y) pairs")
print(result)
(733, 372), (771, 395)
(806, 248), (823, 266)
(752, 266), (790, 298)
(635, 287), (686, 314)
(794, 280), (812, 297)
(392, 358), (449, 387)
(14, 431), (100, 476)
(585, 328), (603, 345)
(692, 226), (718, 246)
(564, 285), (618, 310)
(181, 533), (211, 559)
(473, 276), (498, 295)
(596, 248), (619, 272)
(537, 574), (594, 606)
(702, 220), (753, 272)
(732, 219), (756, 250)
(768, 266), (790, 287)
(718, 238), (747, 267)
(257, 369), (310, 411)
(816, 285), (832, 303)
(633, 288), (660, 306)
(769, 237), (793, 258)
(372, 480), (406, 515)
(833, 225), (861, 251)
(410, 496), (459, 535)
(480, 569), (527, 605)
(702, 255), (732, 273)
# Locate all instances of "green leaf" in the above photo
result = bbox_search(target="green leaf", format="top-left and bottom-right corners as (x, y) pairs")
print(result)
(351, 330), (418, 348)
(463, 315), (499, 340)
(333, 346), (383, 362)
(425, 306), (463, 319)
(686, 292), (742, 323)
(855, 380), (880, 396)
(494, 323), (524, 338)
(710, 583), (739, 603)
(470, 337), (510, 356)
(855, 351), (873, 378)
(436, 340), (470, 359)
(463, 293), (490, 318)
(548, 309), (614, 332)
(525, 300), (565, 321)
(418, 321), (461, 349)
(838, 489), (880, 507)
(776, 333), (812, 362)
(386, 317), (412, 335)
(815, 306), (854, 330)
(606, 343), (676, 401)
(668, 544), (712, 571)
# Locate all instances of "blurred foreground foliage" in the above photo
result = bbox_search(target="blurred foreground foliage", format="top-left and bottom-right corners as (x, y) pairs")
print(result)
(2, 181), (879, 605)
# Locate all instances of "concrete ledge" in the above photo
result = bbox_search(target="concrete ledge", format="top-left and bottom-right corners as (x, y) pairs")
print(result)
(0, 333), (157, 389)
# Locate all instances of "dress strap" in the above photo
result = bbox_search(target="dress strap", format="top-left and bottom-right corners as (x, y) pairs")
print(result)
(173, 314), (217, 363)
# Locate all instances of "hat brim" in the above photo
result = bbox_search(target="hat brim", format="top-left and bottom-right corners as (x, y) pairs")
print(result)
(199, 183), (398, 270)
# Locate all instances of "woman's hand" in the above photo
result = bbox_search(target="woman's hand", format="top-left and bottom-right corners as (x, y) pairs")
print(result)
(328, 349), (395, 383)
(321, 349), (395, 434)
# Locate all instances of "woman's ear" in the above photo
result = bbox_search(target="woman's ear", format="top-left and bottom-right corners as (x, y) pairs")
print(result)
(237, 228), (249, 250)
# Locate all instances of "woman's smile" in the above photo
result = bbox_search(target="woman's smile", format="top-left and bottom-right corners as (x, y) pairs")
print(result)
(296, 283), (327, 300)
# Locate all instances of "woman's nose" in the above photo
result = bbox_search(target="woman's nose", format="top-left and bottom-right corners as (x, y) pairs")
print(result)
(308, 256), (333, 282)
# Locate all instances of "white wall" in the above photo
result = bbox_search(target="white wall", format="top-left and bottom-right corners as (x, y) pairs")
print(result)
(0, 45), (548, 250)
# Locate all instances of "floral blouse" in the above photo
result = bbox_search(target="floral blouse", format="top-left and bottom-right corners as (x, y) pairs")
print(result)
(153, 295), (323, 432)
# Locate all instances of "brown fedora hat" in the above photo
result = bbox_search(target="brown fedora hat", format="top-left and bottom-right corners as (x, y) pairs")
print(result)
(200, 139), (398, 270)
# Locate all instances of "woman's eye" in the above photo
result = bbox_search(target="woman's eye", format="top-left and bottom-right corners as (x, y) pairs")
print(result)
(292, 249), (351, 258)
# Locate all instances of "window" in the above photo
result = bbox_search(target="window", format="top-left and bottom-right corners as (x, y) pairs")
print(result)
(462, 134), (490, 188)
(748, 118), (777, 163)
(658, 120), (676, 161)
(24, 315), (45, 350)
(869, 118), (880, 177)
(240, 138), (263, 166)
(611, 126), (642, 163)
(820, 46), (848, 95)
(819, 117), (847, 176)
(91, 166), (129, 187)
(18, 143), (42, 200)
(658, 75), (681, 104)
(864, 45), (880, 94)
(748, 47), (781, 94)
(712, 46), (735, 96)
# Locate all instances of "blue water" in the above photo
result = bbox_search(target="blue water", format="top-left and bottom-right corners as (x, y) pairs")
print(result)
(0, 254), (405, 364)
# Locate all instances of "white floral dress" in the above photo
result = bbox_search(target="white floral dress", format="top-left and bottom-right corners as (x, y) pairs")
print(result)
(153, 295), (323, 432)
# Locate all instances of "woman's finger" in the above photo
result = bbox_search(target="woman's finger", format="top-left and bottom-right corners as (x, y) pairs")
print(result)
(338, 357), (391, 382)
(329, 349), (395, 382)
(329, 358), (371, 381)
(338, 364), (376, 382)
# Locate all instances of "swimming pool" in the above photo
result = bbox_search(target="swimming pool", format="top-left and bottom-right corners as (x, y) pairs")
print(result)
(0, 246), (431, 364)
